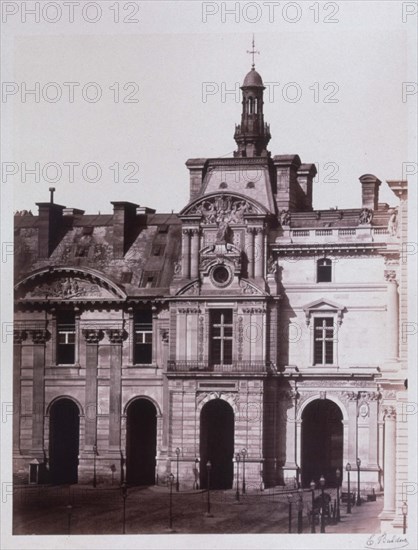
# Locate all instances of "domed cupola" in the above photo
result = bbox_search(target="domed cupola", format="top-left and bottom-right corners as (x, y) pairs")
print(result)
(234, 37), (271, 158)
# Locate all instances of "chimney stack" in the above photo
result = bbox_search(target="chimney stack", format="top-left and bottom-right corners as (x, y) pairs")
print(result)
(111, 201), (139, 258)
(186, 158), (208, 201)
(36, 201), (66, 257)
(359, 174), (381, 210)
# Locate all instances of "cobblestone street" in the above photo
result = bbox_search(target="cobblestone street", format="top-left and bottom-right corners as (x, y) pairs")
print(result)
(13, 484), (384, 536)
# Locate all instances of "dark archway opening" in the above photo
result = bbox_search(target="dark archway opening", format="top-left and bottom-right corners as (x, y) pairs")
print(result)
(49, 399), (80, 484)
(126, 399), (157, 486)
(200, 399), (234, 489)
(301, 399), (343, 487)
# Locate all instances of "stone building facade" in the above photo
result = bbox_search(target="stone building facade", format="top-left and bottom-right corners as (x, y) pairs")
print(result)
(13, 63), (408, 532)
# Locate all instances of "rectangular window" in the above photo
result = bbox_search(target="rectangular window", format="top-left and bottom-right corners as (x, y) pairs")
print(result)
(313, 317), (334, 365)
(210, 309), (233, 365)
(57, 312), (76, 364)
(317, 259), (332, 283)
(134, 310), (153, 364)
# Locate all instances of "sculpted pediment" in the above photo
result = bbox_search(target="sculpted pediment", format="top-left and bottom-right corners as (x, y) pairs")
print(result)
(180, 193), (266, 224)
(15, 268), (126, 301)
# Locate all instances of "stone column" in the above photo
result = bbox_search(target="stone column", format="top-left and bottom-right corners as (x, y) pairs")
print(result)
(385, 270), (399, 361)
(344, 391), (358, 463)
(381, 406), (397, 518)
(368, 393), (380, 469)
(13, 330), (27, 451)
(181, 229), (191, 279)
(254, 228), (264, 278)
(245, 227), (255, 278)
(83, 329), (103, 447)
(30, 329), (48, 454)
(107, 329), (125, 448)
(190, 228), (200, 279)
(283, 390), (298, 482)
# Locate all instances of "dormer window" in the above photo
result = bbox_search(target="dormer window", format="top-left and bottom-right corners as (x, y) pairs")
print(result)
(317, 258), (332, 283)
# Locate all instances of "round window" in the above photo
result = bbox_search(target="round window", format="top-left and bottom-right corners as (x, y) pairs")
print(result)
(211, 265), (232, 287)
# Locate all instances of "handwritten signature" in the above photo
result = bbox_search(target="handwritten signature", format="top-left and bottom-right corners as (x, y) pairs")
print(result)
(365, 533), (408, 550)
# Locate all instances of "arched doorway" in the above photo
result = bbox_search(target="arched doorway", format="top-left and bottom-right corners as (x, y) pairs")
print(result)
(126, 398), (157, 485)
(49, 398), (80, 484)
(301, 399), (343, 487)
(200, 399), (234, 489)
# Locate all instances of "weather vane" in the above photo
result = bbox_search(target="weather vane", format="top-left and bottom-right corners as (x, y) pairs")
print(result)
(247, 34), (260, 69)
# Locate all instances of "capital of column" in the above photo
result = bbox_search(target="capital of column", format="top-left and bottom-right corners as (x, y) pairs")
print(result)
(190, 227), (200, 237)
(30, 329), (49, 345)
(182, 228), (193, 236)
(82, 329), (104, 344)
(106, 329), (127, 344)
(384, 406), (397, 420)
(341, 391), (359, 402)
(14, 330), (27, 344)
(254, 227), (264, 235)
(384, 270), (397, 283)
(246, 226), (257, 235)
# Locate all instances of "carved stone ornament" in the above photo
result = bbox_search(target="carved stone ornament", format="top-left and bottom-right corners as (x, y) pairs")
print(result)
(240, 280), (261, 295)
(279, 210), (291, 226)
(384, 406), (396, 420)
(267, 255), (278, 274)
(342, 391), (358, 401)
(107, 329), (127, 344)
(384, 270), (397, 283)
(177, 281), (200, 296)
(13, 330), (27, 344)
(19, 274), (119, 300)
(184, 195), (257, 224)
(30, 329), (49, 344)
(82, 329), (103, 344)
(387, 208), (399, 237)
(358, 208), (373, 225)
(160, 329), (169, 344)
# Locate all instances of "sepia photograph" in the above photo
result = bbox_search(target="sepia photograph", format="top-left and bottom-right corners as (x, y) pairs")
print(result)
(1, 1), (417, 549)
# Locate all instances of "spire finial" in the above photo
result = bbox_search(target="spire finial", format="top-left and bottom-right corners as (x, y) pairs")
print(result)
(247, 34), (259, 69)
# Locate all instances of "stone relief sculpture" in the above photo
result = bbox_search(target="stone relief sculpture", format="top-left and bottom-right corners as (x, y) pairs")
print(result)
(388, 208), (398, 236)
(279, 209), (290, 226)
(359, 208), (373, 225)
(186, 195), (256, 224)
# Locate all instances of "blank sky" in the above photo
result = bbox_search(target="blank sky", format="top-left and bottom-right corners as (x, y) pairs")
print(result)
(2, 1), (416, 214)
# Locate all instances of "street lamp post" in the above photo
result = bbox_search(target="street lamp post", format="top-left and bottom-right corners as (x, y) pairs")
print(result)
(336, 468), (341, 521)
(310, 480), (316, 533)
(235, 453), (241, 502)
(319, 475), (326, 534)
(121, 482), (127, 534)
(206, 461), (213, 517)
(287, 493), (293, 533)
(297, 488), (303, 533)
(356, 458), (362, 506)
(168, 473), (174, 530)
(346, 463), (352, 514)
(402, 501), (408, 534)
(241, 448), (247, 494)
(93, 444), (97, 488)
(175, 448), (180, 492)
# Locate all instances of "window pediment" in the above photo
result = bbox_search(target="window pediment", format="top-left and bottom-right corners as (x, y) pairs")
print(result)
(303, 298), (345, 326)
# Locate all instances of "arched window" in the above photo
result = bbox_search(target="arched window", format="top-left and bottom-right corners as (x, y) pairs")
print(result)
(254, 98), (258, 114)
(248, 97), (253, 114)
(317, 258), (332, 283)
